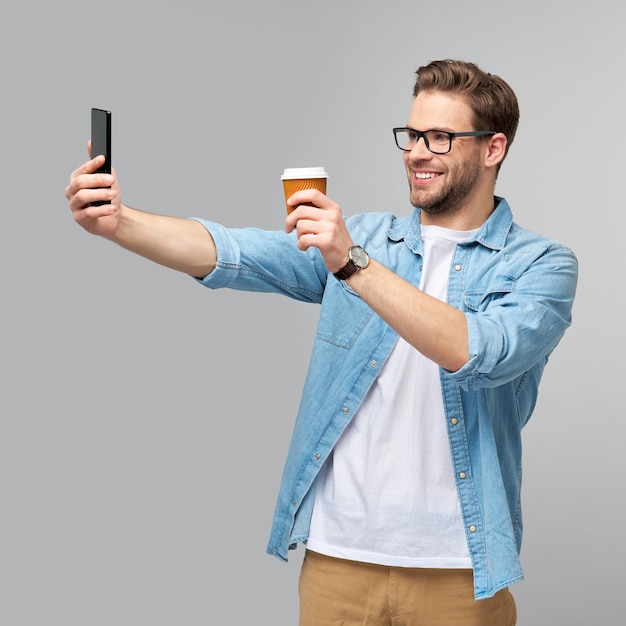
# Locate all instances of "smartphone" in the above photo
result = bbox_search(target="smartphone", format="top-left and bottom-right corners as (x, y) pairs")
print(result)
(90, 107), (111, 206)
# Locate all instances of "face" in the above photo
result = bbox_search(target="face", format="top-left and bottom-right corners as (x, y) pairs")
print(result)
(403, 91), (487, 218)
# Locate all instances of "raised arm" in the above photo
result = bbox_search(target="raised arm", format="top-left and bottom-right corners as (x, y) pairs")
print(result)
(65, 152), (216, 278)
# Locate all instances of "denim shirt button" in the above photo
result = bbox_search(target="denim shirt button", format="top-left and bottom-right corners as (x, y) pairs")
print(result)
(292, 499), (297, 505)
(371, 361), (378, 368)
(314, 453), (321, 461)
(454, 264), (462, 271)
(342, 407), (349, 414)
(459, 472), (467, 479)
(469, 525), (477, 533)
(451, 418), (459, 425)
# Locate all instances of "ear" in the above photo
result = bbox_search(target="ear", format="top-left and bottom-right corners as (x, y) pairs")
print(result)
(484, 133), (507, 169)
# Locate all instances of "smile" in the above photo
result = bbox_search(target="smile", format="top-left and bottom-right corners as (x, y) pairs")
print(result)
(413, 171), (442, 183)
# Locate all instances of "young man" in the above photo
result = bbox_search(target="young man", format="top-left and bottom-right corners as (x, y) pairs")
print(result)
(65, 59), (577, 625)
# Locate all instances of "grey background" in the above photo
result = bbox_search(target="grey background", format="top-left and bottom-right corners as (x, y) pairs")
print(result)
(1, 1), (622, 624)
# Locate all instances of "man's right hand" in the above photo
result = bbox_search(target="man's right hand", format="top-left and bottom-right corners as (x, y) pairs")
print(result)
(65, 151), (122, 240)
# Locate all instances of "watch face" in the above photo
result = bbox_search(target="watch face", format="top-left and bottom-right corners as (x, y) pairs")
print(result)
(349, 246), (369, 268)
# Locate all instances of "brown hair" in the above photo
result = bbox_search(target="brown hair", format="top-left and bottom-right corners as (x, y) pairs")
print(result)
(413, 59), (520, 165)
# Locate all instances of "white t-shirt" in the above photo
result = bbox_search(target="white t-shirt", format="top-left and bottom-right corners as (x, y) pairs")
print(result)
(307, 225), (477, 568)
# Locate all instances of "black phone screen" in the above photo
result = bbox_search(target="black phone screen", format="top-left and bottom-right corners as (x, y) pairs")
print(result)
(90, 108), (111, 206)
(91, 108), (111, 174)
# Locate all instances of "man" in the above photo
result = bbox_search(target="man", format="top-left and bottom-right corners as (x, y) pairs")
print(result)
(66, 59), (577, 625)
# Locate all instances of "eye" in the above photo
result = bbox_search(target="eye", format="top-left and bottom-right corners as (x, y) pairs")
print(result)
(428, 131), (451, 144)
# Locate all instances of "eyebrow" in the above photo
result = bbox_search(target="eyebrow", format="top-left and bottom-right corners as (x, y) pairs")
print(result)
(406, 125), (457, 132)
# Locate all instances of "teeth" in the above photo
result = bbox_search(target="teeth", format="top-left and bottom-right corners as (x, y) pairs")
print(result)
(415, 172), (436, 179)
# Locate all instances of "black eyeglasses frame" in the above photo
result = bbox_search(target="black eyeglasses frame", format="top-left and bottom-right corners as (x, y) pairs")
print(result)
(392, 127), (497, 155)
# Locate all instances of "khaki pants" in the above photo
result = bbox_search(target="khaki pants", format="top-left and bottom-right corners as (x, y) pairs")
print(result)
(299, 550), (517, 626)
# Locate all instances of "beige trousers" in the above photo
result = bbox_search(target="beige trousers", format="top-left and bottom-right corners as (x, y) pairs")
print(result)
(299, 550), (517, 626)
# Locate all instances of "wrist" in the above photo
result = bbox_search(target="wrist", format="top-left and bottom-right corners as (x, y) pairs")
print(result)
(333, 245), (370, 281)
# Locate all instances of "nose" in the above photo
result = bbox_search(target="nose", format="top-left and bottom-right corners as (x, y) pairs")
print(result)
(407, 135), (433, 160)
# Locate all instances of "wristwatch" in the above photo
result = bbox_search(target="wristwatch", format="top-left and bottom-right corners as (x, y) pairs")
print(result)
(333, 245), (370, 281)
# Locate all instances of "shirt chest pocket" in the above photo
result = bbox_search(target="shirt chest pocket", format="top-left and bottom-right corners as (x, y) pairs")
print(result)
(463, 278), (515, 312)
(460, 245), (552, 313)
(316, 281), (376, 349)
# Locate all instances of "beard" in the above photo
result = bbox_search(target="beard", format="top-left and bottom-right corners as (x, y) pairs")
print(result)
(408, 150), (482, 216)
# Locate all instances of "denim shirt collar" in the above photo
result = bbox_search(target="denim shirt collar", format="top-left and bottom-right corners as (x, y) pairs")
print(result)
(387, 196), (513, 254)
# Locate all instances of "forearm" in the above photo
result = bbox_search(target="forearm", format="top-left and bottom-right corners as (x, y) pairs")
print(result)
(346, 259), (470, 372)
(111, 205), (217, 278)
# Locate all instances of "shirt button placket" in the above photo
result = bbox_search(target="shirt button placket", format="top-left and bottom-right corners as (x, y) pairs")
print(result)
(449, 416), (475, 537)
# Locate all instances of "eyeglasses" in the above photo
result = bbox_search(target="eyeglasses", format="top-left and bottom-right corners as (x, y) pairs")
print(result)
(392, 127), (496, 155)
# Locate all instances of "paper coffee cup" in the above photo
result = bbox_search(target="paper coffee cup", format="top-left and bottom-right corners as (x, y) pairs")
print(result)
(281, 167), (328, 214)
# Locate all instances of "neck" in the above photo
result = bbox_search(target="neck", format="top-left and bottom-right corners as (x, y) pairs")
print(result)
(420, 196), (496, 230)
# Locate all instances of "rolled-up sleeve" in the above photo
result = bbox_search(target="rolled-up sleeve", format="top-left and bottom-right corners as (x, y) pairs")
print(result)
(189, 218), (327, 302)
(447, 242), (578, 390)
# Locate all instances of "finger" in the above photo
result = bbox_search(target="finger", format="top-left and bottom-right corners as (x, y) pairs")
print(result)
(66, 170), (114, 207)
(68, 185), (115, 212)
(295, 217), (328, 236)
(74, 204), (114, 226)
(68, 155), (107, 182)
(288, 189), (327, 209)
(286, 203), (320, 233)
(65, 168), (113, 201)
(296, 231), (333, 253)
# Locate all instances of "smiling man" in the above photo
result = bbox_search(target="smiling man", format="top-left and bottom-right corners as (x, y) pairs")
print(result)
(65, 59), (578, 625)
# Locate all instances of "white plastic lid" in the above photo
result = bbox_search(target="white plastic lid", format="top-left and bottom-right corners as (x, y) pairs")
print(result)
(281, 166), (328, 180)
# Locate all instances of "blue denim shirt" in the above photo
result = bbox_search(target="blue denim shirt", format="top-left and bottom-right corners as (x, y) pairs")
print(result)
(193, 197), (578, 600)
